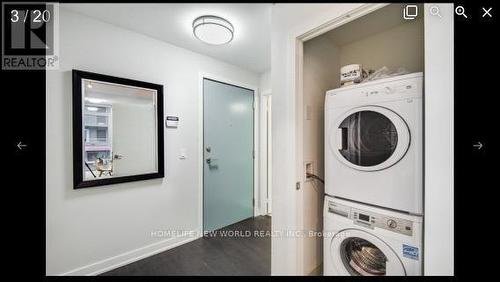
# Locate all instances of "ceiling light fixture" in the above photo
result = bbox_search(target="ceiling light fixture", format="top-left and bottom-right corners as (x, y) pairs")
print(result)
(192, 15), (234, 45)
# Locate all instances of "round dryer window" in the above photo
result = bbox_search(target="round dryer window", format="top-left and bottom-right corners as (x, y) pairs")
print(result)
(331, 106), (410, 171)
(330, 229), (406, 276)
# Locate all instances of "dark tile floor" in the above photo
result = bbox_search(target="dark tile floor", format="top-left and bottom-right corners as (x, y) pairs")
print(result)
(101, 215), (271, 276)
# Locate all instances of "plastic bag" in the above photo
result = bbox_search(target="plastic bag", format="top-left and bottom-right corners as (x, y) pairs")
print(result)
(363, 66), (410, 82)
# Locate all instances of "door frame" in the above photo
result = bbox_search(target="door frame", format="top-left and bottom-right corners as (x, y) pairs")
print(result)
(198, 72), (260, 233)
(278, 3), (453, 275)
(260, 91), (272, 215)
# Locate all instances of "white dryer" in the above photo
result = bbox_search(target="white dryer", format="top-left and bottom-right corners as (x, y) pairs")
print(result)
(325, 73), (423, 214)
(323, 196), (422, 276)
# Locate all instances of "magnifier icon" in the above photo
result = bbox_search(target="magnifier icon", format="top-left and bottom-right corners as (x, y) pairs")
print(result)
(455, 5), (468, 18)
(429, 5), (442, 18)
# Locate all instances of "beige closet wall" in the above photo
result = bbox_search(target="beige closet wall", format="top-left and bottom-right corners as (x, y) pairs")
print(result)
(339, 18), (424, 73)
(301, 34), (339, 275)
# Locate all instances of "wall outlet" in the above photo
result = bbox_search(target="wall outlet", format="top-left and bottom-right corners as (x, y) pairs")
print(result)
(304, 161), (314, 182)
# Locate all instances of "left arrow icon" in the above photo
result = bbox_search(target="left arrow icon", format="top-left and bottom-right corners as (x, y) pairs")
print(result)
(17, 141), (27, 150)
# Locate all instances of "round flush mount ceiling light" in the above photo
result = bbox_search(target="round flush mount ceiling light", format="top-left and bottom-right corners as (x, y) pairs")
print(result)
(192, 15), (234, 45)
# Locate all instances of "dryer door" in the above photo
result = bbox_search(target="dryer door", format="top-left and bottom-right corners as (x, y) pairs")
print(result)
(330, 229), (406, 276)
(330, 106), (410, 171)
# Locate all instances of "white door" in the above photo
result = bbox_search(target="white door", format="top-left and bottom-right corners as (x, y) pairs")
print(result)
(329, 106), (410, 171)
(330, 229), (405, 276)
(112, 103), (157, 176)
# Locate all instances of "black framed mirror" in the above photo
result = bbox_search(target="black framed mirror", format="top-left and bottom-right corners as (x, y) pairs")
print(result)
(72, 70), (164, 189)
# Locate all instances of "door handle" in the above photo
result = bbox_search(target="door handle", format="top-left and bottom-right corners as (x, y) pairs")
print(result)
(114, 154), (124, 160)
(337, 127), (348, 150)
(206, 157), (218, 164)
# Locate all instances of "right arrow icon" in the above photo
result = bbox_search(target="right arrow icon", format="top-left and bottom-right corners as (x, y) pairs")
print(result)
(473, 142), (483, 150)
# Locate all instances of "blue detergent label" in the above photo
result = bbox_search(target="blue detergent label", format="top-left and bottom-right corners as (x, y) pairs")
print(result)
(402, 244), (419, 260)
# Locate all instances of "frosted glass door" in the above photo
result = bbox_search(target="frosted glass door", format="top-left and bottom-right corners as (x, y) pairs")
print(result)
(203, 79), (254, 232)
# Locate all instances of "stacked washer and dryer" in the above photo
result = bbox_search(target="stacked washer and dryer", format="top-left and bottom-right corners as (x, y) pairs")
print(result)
(323, 72), (424, 276)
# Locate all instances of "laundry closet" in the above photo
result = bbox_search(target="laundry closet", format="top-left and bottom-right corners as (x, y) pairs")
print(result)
(300, 4), (424, 275)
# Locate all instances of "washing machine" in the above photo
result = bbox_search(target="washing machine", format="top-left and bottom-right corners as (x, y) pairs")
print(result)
(323, 196), (422, 276)
(325, 72), (423, 214)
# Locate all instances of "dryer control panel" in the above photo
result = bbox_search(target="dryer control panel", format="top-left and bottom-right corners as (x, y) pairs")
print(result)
(325, 73), (423, 109)
(359, 82), (418, 97)
(328, 201), (413, 236)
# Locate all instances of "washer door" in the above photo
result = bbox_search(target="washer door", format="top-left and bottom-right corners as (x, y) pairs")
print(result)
(330, 106), (410, 171)
(330, 229), (406, 276)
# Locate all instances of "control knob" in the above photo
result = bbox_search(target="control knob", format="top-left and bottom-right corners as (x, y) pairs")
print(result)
(387, 219), (397, 229)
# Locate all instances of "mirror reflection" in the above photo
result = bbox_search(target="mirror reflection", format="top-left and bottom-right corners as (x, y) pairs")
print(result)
(82, 79), (158, 181)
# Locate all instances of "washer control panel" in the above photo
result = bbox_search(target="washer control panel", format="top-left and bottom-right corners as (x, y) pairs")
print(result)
(328, 201), (413, 236)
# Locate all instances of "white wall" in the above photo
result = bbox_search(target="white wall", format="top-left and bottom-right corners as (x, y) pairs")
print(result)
(423, 3), (454, 275)
(46, 8), (259, 275)
(260, 70), (271, 94)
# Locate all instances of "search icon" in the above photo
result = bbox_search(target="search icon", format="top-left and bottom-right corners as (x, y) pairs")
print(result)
(429, 5), (442, 18)
(455, 5), (468, 18)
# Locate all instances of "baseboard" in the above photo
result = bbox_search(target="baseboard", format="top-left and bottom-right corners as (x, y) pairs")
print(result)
(59, 233), (201, 276)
